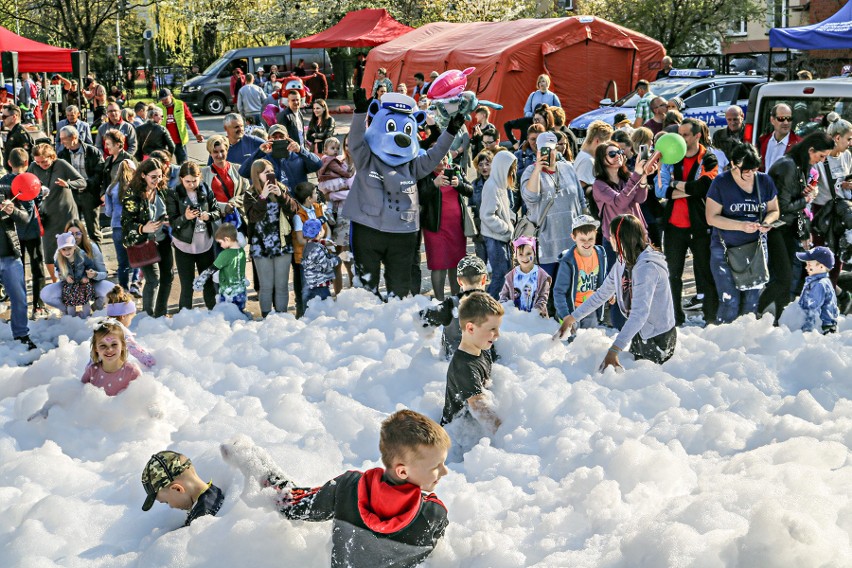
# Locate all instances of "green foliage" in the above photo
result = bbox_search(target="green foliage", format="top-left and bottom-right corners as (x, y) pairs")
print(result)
(581, 0), (767, 53)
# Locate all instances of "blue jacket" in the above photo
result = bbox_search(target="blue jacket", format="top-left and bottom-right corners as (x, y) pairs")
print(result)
(524, 90), (561, 117)
(553, 244), (608, 321)
(239, 146), (322, 188)
(799, 272), (838, 332)
(0, 173), (41, 241)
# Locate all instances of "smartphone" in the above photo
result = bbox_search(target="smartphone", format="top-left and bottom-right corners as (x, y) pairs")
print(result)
(639, 144), (650, 161)
(761, 219), (786, 228)
(444, 167), (458, 180)
(271, 139), (290, 160)
(540, 146), (551, 160)
(265, 171), (277, 185)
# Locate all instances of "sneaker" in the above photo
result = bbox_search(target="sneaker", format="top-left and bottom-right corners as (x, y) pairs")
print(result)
(14, 335), (38, 350)
(129, 283), (142, 297)
(683, 295), (703, 310)
(30, 307), (48, 320)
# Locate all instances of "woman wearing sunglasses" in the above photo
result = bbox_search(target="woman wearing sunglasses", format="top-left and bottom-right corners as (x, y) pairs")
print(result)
(592, 142), (659, 328)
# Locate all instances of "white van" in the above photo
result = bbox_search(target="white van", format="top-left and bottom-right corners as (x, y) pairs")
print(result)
(744, 78), (852, 144)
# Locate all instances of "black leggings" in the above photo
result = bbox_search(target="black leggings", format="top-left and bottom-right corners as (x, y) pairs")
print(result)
(20, 238), (45, 309)
(173, 245), (216, 311)
(758, 226), (796, 322)
(351, 222), (419, 300)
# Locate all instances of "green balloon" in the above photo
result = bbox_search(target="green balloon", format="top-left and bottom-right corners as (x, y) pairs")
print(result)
(656, 133), (687, 164)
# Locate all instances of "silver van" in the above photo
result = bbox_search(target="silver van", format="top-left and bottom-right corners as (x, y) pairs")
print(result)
(179, 46), (333, 115)
(745, 78), (852, 144)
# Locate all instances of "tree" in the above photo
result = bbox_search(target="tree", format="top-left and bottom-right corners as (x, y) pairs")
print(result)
(0, 0), (156, 52)
(580, 0), (766, 54)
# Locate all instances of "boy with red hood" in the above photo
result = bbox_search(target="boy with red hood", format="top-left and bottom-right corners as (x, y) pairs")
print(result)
(221, 409), (451, 568)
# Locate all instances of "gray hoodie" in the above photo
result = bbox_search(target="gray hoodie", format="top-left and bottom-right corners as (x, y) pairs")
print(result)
(480, 151), (516, 242)
(571, 246), (675, 350)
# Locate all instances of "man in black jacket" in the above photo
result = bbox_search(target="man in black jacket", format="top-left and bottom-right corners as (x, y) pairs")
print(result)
(276, 90), (305, 146)
(0, 184), (37, 349)
(58, 125), (104, 243)
(1, 104), (33, 172)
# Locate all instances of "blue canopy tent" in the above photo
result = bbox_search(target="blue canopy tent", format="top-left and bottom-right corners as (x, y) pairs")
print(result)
(769, 1), (852, 50)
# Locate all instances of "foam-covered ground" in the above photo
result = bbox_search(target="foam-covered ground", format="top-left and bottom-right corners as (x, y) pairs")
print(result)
(1, 290), (852, 567)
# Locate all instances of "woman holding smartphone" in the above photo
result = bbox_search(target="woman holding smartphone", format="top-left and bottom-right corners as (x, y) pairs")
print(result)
(243, 159), (300, 317)
(166, 162), (221, 311)
(121, 158), (175, 317)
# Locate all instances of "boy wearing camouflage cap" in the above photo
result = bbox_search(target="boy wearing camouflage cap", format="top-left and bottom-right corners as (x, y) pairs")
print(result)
(141, 451), (224, 527)
(419, 255), (492, 360)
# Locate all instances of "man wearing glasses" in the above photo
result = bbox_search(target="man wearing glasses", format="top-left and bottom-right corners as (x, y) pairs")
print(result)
(94, 102), (138, 158)
(643, 96), (668, 136)
(759, 103), (801, 172)
(1, 104), (33, 172)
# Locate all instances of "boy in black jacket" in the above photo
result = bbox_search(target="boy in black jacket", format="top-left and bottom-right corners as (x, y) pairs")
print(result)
(221, 409), (451, 568)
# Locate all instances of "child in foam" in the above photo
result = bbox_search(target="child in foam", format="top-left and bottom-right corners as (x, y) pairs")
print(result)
(796, 246), (839, 334)
(300, 218), (340, 310)
(51, 231), (98, 317)
(221, 409), (450, 568)
(140, 450), (224, 527)
(499, 236), (552, 318)
(105, 285), (156, 368)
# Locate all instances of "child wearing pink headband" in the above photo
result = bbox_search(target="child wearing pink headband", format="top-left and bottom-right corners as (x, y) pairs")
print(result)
(105, 285), (156, 368)
(499, 236), (551, 317)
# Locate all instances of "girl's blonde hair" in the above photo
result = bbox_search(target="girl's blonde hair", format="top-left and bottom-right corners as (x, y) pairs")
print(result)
(64, 219), (93, 257)
(115, 159), (136, 200)
(323, 137), (340, 154)
(55, 243), (83, 280)
(90, 321), (128, 366)
(249, 159), (276, 193)
(106, 285), (133, 304)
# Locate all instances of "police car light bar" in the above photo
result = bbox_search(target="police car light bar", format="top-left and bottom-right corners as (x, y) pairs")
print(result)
(668, 69), (715, 78)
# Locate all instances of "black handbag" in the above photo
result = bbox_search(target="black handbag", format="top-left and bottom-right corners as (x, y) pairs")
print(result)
(722, 176), (769, 291)
(812, 158), (838, 240)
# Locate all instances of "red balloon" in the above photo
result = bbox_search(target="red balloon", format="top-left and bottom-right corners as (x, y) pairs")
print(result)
(11, 173), (41, 201)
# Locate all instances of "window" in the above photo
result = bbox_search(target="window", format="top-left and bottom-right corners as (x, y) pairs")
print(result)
(556, 0), (574, 11)
(727, 20), (747, 36)
(766, 0), (788, 28)
(253, 57), (286, 75)
(217, 58), (247, 79)
(684, 84), (738, 108)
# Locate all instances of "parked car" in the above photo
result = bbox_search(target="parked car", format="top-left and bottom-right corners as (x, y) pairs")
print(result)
(744, 77), (852, 144)
(728, 52), (804, 77)
(179, 46), (333, 115)
(569, 69), (766, 140)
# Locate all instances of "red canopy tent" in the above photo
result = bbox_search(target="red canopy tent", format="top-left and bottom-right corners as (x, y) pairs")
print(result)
(0, 26), (73, 72)
(290, 8), (414, 48)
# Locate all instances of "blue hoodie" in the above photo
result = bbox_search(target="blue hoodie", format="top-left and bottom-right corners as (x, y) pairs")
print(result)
(571, 246), (675, 350)
(553, 244), (608, 322)
(799, 272), (838, 332)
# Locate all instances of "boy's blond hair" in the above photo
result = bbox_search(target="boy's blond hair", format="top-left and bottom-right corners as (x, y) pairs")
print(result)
(379, 409), (451, 469)
(458, 291), (504, 327)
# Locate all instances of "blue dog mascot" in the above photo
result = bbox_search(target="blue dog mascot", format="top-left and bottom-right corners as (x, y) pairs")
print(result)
(342, 89), (465, 298)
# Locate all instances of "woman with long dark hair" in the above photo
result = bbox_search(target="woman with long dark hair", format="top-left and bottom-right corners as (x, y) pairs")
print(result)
(306, 99), (335, 155)
(556, 214), (676, 370)
(121, 158), (174, 317)
(761, 131), (834, 321)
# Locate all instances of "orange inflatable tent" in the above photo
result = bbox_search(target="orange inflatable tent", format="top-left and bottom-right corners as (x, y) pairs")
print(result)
(363, 17), (665, 126)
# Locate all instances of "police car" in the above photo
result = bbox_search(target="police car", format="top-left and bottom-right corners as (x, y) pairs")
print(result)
(569, 69), (766, 140)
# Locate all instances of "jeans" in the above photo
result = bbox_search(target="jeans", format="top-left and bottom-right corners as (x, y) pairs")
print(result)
(218, 291), (247, 312)
(710, 245), (761, 323)
(484, 237), (511, 299)
(539, 261), (560, 319)
(74, 191), (101, 243)
(0, 256), (29, 338)
(254, 254), (292, 315)
(602, 240), (627, 330)
(173, 245), (216, 311)
(663, 225), (717, 325)
(474, 236), (488, 264)
(112, 226), (132, 289)
(173, 144), (188, 165)
(140, 238), (174, 317)
(20, 238), (44, 309)
(303, 285), (331, 310)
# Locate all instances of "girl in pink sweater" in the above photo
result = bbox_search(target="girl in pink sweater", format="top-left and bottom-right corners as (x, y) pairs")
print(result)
(81, 320), (141, 396)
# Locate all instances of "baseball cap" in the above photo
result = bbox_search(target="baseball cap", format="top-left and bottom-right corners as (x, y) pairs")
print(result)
(56, 232), (76, 250)
(456, 255), (487, 279)
(268, 124), (288, 138)
(302, 218), (323, 240)
(536, 131), (557, 150)
(141, 451), (192, 511)
(158, 88), (172, 100)
(572, 214), (601, 232)
(796, 246), (835, 270)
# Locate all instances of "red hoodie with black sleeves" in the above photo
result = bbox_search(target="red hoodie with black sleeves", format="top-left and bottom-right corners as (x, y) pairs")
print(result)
(277, 468), (448, 568)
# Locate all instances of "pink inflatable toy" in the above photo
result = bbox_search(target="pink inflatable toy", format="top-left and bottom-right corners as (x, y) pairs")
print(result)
(427, 68), (475, 100)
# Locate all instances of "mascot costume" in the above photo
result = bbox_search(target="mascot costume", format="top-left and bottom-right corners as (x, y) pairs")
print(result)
(343, 88), (464, 298)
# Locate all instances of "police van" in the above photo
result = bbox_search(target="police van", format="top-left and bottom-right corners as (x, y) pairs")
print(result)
(744, 78), (852, 145)
(569, 70), (766, 140)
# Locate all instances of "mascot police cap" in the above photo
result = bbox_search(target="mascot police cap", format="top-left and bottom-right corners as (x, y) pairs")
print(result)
(365, 92), (428, 167)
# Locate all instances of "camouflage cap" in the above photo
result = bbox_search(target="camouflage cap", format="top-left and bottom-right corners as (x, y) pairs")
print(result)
(456, 255), (487, 279)
(141, 451), (192, 511)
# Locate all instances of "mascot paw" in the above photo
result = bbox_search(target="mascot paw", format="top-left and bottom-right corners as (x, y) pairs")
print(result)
(446, 112), (467, 135)
(354, 88), (369, 113)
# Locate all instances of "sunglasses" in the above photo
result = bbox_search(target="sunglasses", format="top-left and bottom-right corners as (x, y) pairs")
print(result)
(607, 149), (625, 158)
(773, 116), (793, 122)
(69, 230), (83, 236)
